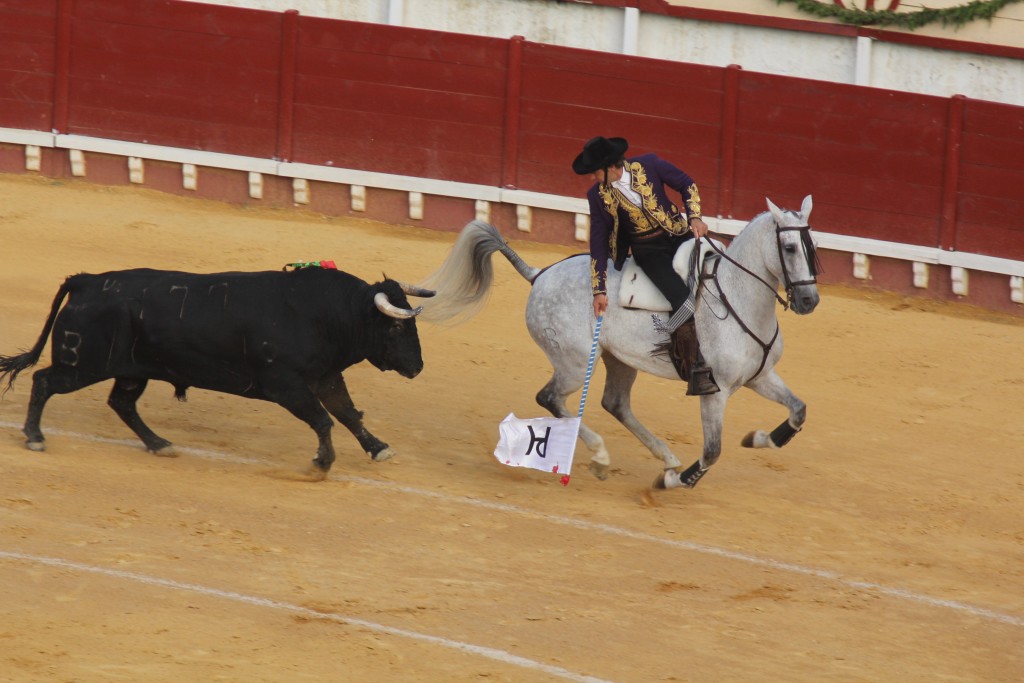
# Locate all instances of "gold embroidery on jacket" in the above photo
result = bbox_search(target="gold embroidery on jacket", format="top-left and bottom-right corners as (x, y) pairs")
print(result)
(597, 184), (622, 264)
(686, 183), (702, 220)
(612, 187), (652, 233)
(630, 162), (688, 235)
(594, 162), (698, 277)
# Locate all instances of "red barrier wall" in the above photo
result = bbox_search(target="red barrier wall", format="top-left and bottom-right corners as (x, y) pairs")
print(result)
(512, 41), (725, 206)
(956, 99), (1024, 260)
(65, 0), (282, 158)
(730, 72), (948, 248)
(291, 17), (508, 184)
(0, 1), (57, 131)
(0, 0), (1021, 263)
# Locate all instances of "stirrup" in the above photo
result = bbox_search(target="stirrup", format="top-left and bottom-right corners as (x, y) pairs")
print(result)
(686, 365), (720, 396)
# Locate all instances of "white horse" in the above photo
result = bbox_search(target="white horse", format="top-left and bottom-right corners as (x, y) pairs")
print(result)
(419, 196), (820, 489)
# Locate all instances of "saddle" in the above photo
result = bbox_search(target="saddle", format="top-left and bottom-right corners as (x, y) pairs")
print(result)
(618, 237), (725, 312)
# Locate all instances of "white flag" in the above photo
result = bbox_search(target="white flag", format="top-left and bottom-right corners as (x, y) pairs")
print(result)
(494, 413), (580, 485)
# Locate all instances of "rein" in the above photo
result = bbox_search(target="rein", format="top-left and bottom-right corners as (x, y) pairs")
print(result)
(698, 223), (818, 379)
(700, 256), (779, 379)
(703, 224), (817, 309)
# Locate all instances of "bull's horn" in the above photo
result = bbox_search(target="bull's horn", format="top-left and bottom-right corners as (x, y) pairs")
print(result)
(397, 281), (436, 298)
(374, 292), (423, 319)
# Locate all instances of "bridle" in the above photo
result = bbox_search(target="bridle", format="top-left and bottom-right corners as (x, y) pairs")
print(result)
(776, 225), (820, 305)
(698, 221), (820, 379)
(703, 223), (819, 311)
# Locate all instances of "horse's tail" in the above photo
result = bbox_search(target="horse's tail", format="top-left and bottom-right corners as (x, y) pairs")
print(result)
(416, 220), (541, 325)
(0, 277), (72, 395)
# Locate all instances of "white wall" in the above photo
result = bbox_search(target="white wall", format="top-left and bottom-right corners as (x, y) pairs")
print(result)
(870, 41), (1024, 105)
(665, 0), (1024, 49)
(181, 0), (1024, 107)
(638, 14), (861, 84)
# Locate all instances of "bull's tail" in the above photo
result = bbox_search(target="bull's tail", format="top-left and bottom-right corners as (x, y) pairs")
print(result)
(0, 278), (72, 394)
(416, 220), (541, 325)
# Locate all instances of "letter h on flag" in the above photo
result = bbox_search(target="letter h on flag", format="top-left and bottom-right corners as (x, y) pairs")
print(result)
(493, 317), (602, 486)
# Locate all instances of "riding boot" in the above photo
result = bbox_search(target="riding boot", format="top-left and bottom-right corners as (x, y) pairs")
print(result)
(667, 320), (693, 381)
(669, 320), (720, 396)
(688, 346), (720, 396)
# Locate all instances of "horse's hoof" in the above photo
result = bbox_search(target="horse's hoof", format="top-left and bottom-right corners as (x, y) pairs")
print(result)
(588, 460), (609, 481)
(742, 430), (773, 448)
(371, 447), (395, 462)
(26, 440), (45, 452)
(653, 469), (682, 490)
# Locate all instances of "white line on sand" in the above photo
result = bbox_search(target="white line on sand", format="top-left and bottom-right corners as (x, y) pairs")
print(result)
(2, 421), (1021, 628)
(0, 550), (615, 683)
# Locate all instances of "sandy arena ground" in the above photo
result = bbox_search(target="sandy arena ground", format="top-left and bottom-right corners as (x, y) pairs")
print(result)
(0, 174), (1021, 682)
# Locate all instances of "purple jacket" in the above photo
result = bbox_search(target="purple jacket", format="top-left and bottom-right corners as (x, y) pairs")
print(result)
(586, 153), (703, 295)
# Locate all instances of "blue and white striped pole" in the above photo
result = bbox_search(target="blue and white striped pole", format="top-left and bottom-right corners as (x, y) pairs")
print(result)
(577, 316), (603, 418)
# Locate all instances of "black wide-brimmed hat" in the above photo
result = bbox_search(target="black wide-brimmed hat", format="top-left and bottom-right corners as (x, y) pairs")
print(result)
(572, 136), (629, 175)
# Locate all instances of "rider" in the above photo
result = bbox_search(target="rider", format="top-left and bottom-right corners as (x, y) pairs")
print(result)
(572, 135), (719, 396)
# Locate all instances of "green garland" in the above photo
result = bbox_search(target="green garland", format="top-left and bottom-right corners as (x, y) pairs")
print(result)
(775, 0), (1022, 29)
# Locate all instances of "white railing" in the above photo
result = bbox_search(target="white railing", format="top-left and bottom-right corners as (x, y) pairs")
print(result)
(5, 128), (1023, 294)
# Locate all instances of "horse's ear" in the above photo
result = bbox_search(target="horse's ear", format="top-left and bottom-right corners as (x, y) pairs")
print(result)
(766, 197), (784, 225)
(801, 195), (813, 222)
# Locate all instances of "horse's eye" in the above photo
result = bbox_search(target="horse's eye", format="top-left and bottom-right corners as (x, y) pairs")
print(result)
(784, 244), (797, 253)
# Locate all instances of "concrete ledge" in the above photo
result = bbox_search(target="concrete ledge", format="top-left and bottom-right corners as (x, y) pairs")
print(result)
(280, 162), (502, 202)
(3, 129), (54, 147)
(55, 134), (279, 174)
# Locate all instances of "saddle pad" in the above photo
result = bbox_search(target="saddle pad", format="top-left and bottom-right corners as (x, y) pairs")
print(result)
(619, 237), (726, 312)
(619, 257), (672, 311)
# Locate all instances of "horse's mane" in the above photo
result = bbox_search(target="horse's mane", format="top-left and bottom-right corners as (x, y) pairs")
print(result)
(724, 204), (820, 280)
(726, 210), (773, 253)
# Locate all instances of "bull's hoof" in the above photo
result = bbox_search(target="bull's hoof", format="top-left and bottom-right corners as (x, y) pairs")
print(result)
(26, 440), (45, 452)
(152, 446), (178, 458)
(148, 440), (177, 457)
(273, 464), (329, 482)
(371, 447), (395, 462)
(302, 464), (329, 482)
(588, 460), (609, 481)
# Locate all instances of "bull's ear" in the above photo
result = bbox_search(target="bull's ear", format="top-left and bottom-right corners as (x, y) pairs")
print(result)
(398, 281), (436, 298)
(381, 272), (435, 298)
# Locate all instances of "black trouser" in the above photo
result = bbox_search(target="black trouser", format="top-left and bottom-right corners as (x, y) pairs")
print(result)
(629, 231), (692, 315)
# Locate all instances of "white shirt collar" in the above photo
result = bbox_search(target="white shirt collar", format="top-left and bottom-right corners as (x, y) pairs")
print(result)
(612, 165), (642, 206)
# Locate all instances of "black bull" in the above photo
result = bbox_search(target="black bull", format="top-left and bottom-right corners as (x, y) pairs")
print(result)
(0, 267), (434, 475)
